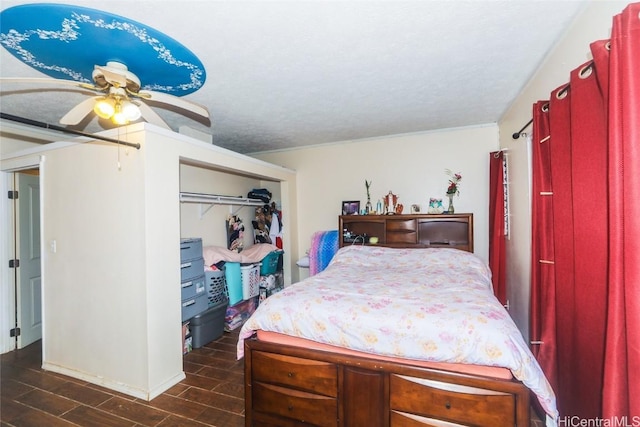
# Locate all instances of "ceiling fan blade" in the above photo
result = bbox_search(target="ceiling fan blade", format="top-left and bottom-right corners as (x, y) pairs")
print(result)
(59, 97), (100, 125)
(137, 90), (210, 119)
(0, 77), (101, 91)
(137, 101), (171, 129)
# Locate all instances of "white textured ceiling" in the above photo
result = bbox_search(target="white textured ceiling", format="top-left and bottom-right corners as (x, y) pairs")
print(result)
(0, 1), (586, 154)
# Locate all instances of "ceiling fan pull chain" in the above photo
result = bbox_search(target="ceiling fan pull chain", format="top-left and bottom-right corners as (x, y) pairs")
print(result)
(117, 127), (122, 171)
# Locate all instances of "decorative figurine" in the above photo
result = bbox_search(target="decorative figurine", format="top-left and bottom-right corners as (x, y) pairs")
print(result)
(383, 191), (398, 214)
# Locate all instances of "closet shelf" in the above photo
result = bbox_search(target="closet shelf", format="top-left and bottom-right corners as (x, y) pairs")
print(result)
(180, 192), (265, 218)
(180, 192), (265, 207)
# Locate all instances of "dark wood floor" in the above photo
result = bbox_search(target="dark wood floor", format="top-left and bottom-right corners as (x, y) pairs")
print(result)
(1, 328), (546, 427)
(1, 329), (244, 427)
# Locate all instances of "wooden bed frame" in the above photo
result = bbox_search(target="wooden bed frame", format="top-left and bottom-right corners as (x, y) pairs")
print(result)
(243, 214), (532, 426)
(244, 338), (530, 427)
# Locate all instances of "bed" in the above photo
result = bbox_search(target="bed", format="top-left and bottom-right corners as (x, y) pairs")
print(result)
(238, 245), (557, 427)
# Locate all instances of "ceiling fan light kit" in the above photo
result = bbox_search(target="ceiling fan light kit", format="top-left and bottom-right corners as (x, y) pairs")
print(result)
(112, 101), (141, 125)
(93, 97), (142, 125)
(93, 98), (116, 120)
(0, 4), (209, 131)
(121, 101), (142, 122)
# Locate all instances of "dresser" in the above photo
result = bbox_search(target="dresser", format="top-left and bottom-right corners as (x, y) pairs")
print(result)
(339, 213), (473, 253)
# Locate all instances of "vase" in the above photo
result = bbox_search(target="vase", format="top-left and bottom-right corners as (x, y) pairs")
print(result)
(365, 198), (373, 214)
(447, 194), (455, 214)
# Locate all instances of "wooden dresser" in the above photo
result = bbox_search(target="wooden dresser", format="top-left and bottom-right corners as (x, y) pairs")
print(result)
(339, 213), (473, 253)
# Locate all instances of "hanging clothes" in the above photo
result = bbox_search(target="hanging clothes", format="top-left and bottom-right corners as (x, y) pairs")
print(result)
(269, 211), (282, 249)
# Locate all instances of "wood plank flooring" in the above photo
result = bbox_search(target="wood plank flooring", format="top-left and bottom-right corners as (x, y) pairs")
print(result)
(1, 328), (546, 426)
(1, 330), (244, 427)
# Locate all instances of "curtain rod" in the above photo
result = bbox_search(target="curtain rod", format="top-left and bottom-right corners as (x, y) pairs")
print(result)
(512, 118), (533, 140)
(0, 112), (141, 150)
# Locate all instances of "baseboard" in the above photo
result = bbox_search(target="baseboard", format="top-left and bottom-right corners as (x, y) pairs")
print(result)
(42, 361), (186, 401)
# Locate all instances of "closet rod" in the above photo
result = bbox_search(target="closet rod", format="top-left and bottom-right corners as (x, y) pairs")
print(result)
(0, 112), (141, 149)
(512, 118), (533, 140)
(179, 192), (265, 207)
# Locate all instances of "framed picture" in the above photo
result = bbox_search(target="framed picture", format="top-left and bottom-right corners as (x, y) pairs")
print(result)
(428, 198), (444, 214)
(410, 204), (421, 213)
(342, 200), (360, 215)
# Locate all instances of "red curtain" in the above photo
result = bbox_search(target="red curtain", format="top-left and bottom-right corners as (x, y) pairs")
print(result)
(488, 151), (506, 304)
(530, 100), (558, 398)
(530, 3), (640, 420)
(602, 4), (640, 417)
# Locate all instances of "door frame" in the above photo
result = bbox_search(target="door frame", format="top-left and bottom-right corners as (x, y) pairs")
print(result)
(0, 156), (44, 354)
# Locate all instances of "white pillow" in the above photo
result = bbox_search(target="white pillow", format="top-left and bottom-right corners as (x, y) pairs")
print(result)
(296, 255), (310, 268)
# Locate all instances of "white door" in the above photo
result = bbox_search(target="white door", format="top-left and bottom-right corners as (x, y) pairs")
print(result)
(16, 172), (42, 348)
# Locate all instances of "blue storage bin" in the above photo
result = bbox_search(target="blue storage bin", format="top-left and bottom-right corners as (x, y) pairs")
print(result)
(260, 250), (284, 276)
(225, 262), (243, 306)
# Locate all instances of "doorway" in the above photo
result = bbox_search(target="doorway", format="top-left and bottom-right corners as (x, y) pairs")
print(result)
(11, 169), (42, 350)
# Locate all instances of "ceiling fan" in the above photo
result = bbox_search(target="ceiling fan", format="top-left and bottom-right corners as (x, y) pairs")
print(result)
(1, 61), (210, 129)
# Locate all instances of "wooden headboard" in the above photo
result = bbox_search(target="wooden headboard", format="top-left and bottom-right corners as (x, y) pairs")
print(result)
(338, 213), (473, 252)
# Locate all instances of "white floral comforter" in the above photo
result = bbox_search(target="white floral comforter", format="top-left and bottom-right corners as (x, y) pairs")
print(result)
(238, 246), (558, 424)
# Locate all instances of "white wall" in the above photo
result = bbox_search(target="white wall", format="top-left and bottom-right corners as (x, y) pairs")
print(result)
(497, 1), (629, 339)
(1, 121), (61, 156)
(39, 137), (155, 396)
(255, 125), (499, 280)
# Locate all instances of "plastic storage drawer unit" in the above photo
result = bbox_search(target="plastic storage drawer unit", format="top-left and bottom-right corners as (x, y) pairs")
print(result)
(181, 293), (208, 322)
(180, 238), (203, 262)
(181, 274), (206, 300)
(180, 238), (205, 282)
(180, 257), (205, 282)
(190, 299), (228, 348)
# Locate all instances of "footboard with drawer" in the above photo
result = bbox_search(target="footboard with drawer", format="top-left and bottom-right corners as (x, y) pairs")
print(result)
(244, 339), (530, 427)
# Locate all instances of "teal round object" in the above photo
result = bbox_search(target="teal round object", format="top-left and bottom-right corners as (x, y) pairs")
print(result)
(0, 3), (206, 95)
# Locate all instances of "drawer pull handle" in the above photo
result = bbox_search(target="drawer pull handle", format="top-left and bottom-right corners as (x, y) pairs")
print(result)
(287, 372), (294, 377)
(445, 401), (451, 409)
(288, 405), (294, 411)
